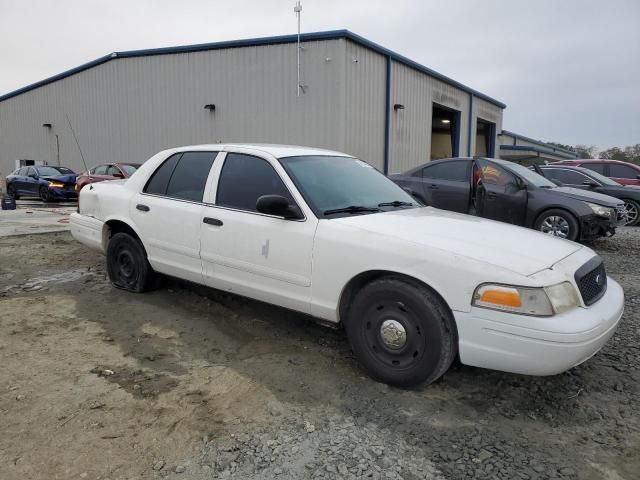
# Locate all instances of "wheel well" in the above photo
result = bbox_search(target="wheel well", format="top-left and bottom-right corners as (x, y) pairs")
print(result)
(103, 220), (140, 250)
(338, 270), (456, 331)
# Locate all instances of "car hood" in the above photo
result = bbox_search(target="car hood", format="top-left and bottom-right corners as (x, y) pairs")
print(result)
(41, 174), (77, 183)
(551, 186), (621, 206)
(334, 207), (583, 276)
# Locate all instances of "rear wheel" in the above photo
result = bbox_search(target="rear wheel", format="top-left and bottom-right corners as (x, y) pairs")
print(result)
(345, 277), (457, 387)
(7, 184), (19, 199)
(534, 209), (579, 241)
(622, 199), (640, 226)
(106, 232), (157, 292)
(39, 186), (51, 202)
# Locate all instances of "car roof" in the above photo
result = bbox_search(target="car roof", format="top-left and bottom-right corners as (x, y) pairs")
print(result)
(540, 164), (596, 175)
(559, 159), (637, 166)
(171, 143), (353, 159)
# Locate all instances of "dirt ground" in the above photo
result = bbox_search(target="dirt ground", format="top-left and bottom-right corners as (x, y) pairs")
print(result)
(1, 229), (638, 480)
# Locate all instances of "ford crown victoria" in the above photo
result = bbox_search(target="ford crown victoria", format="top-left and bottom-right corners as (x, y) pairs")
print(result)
(70, 145), (624, 386)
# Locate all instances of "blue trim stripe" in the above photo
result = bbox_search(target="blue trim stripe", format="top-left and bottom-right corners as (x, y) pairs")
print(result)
(499, 144), (579, 160)
(383, 56), (391, 174)
(0, 29), (506, 108)
(499, 130), (578, 157)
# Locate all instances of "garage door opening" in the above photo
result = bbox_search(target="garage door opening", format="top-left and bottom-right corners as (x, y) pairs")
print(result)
(475, 118), (496, 157)
(431, 104), (460, 160)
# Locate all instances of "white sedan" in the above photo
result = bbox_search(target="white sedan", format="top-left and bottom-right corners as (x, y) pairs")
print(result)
(70, 144), (624, 387)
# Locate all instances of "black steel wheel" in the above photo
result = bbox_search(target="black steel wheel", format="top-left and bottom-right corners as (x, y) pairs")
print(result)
(345, 277), (457, 387)
(39, 186), (51, 202)
(106, 232), (156, 292)
(623, 199), (640, 226)
(534, 209), (579, 241)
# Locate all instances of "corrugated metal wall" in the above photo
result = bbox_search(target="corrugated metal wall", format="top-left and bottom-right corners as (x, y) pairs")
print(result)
(0, 39), (348, 174)
(0, 37), (503, 178)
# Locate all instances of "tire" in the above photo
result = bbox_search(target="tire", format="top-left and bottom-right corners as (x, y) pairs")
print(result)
(106, 232), (157, 292)
(622, 199), (640, 226)
(534, 209), (579, 241)
(7, 184), (19, 200)
(39, 186), (51, 202)
(345, 277), (457, 387)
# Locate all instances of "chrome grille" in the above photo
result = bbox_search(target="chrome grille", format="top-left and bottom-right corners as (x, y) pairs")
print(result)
(575, 258), (607, 306)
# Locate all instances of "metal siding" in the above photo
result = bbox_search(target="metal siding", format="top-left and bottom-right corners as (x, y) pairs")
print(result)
(472, 97), (503, 158)
(342, 41), (386, 170)
(389, 62), (470, 174)
(0, 40), (346, 174)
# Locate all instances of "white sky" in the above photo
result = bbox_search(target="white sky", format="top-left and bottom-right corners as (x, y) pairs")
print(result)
(1, 0), (638, 149)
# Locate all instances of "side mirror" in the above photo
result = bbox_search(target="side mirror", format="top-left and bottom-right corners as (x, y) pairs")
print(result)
(582, 180), (598, 188)
(256, 195), (302, 220)
(112, 172), (124, 179)
(636, 174), (640, 180)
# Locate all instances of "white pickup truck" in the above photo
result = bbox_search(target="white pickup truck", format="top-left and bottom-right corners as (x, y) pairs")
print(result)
(71, 144), (624, 386)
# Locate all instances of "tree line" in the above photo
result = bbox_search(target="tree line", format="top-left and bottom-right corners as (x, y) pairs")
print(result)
(548, 142), (640, 165)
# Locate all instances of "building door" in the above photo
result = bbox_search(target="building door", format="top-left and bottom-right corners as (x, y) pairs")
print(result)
(431, 104), (461, 160)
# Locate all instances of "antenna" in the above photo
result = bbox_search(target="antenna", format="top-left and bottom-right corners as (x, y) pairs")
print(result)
(294, 1), (302, 96)
(65, 113), (92, 184)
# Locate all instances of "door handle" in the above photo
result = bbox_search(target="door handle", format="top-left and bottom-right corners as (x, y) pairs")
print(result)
(203, 217), (223, 226)
(487, 192), (497, 199)
(428, 184), (439, 189)
(136, 204), (150, 212)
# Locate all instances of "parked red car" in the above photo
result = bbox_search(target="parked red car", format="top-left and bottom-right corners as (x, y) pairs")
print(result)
(552, 159), (640, 186)
(76, 163), (141, 191)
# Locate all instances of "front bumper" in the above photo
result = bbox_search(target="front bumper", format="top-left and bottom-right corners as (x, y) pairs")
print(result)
(49, 186), (78, 200)
(454, 278), (624, 376)
(580, 214), (617, 240)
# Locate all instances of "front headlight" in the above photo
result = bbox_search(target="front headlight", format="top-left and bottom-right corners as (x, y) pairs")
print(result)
(472, 281), (581, 316)
(48, 181), (65, 188)
(544, 281), (581, 314)
(587, 202), (613, 219)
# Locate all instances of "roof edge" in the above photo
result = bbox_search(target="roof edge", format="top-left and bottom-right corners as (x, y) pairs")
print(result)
(500, 130), (578, 157)
(499, 144), (579, 160)
(0, 29), (505, 108)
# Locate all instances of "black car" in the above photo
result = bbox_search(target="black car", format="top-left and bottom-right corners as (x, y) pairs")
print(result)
(7, 165), (77, 202)
(390, 157), (625, 242)
(536, 164), (640, 226)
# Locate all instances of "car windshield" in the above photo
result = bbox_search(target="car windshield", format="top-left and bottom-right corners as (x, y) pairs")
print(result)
(502, 162), (557, 188)
(120, 164), (139, 176)
(36, 166), (74, 176)
(280, 155), (418, 217)
(579, 168), (621, 186)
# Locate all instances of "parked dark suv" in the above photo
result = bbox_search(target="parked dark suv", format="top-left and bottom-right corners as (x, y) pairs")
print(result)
(390, 157), (625, 242)
(536, 164), (640, 226)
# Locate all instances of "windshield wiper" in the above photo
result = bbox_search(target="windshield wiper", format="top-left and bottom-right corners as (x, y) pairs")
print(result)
(378, 200), (416, 207)
(323, 205), (382, 216)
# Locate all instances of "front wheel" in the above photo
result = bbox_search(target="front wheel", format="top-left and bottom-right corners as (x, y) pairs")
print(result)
(106, 232), (157, 292)
(39, 186), (51, 202)
(345, 277), (457, 387)
(534, 209), (579, 241)
(622, 199), (640, 226)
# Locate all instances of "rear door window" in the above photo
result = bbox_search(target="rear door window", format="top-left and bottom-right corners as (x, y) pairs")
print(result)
(544, 168), (592, 185)
(216, 153), (293, 212)
(94, 165), (108, 175)
(165, 152), (217, 202)
(609, 164), (639, 179)
(422, 161), (469, 182)
(581, 163), (606, 174)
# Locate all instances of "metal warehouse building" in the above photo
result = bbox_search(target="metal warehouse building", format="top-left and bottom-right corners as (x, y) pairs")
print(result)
(0, 30), (505, 177)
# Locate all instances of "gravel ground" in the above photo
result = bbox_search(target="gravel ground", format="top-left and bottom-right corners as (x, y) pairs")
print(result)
(0, 229), (638, 480)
